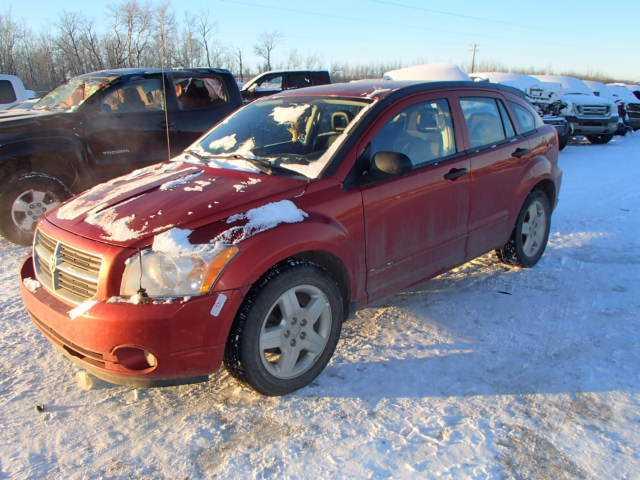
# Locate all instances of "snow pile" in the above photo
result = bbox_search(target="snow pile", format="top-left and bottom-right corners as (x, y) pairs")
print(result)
(159, 171), (203, 191)
(22, 277), (41, 293)
(271, 104), (310, 124)
(184, 180), (213, 192)
(67, 300), (98, 320)
(383, 63), (470, 82)
(152, 227), (202, 255)
(533, 75), (593, 96)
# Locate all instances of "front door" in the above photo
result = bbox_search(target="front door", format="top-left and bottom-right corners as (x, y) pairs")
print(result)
(82, 74), (170, 182)
(358, 95), (470, 300)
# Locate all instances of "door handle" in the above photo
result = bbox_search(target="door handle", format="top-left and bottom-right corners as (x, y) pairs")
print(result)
(443, 167), (468, 181)
(511, 147), (530, 158)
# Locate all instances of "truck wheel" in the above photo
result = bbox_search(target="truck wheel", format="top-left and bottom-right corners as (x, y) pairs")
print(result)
(586, 134), (614, 144)
(224, 262), (343, 396)
(496, 190), (551, 268)
(0, 174), (70, 245)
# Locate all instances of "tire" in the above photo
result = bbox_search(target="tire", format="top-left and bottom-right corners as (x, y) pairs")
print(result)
(586, 134), (614, 144)
(0, 173), (70, 245)
(224, 261), (344, 396)
(495, 190), (551, 268)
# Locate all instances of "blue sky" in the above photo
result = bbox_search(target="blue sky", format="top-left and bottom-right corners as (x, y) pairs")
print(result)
(6, 0), (640, 81)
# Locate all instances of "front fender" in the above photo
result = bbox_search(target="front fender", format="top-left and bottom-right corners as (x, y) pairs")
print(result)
(214, 216), (363, 303)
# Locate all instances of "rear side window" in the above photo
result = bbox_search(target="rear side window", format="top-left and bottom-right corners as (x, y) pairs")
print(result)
(173, 76), (228, 111)
(285, 73), (312, 90)
(371, 98), (457, 168)
(510, 101), (537, 133)
(255, 75), (283, 92)
(0, 80), (17, 104)
(460, 97), (506, 148)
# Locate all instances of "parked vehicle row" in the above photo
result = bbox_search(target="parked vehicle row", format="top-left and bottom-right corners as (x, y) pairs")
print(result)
(18, 78), (561, 395)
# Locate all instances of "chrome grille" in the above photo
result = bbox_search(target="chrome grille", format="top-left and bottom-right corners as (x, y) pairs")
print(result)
(33, 229), (102, 304)
(577, 105), (609, 116)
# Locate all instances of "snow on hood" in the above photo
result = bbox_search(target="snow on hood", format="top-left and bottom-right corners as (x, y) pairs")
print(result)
(533, 75), (593, 96)
(474, 72), (542, 92)
(383, 63), (470, 82)
(48, 160), (306, 247)
(562, 93), (613, 107)
(606, 84), (640, 104)
(152, 200), (308, 256)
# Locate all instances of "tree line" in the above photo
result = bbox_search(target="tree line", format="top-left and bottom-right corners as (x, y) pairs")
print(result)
(0, 1), (631, 95)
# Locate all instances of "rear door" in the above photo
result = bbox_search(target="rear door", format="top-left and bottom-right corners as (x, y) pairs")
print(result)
(357, 94), (470, 300)
(458, 92), (534, 259)
(82, 74), (170, 181)
(167, 73), (237, 152)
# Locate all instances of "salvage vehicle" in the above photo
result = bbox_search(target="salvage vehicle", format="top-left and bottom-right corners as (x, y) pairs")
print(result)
(241, 70), (330, 102)
(607, 83), (640, 131)
(0, 67), (241, 245)
(584, 80), (630, 135)
(473, 72), (572, 149)
(0, 74), (37, 110)
(534, 75), (619, 144)
(20, 80), (562, 396)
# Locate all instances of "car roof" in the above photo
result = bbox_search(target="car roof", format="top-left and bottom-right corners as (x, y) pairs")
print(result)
(78, 67), (232, 79)
(271, 79), (526, 101)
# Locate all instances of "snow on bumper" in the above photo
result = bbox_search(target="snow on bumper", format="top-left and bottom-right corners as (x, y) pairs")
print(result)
(19, 257), (242, 387)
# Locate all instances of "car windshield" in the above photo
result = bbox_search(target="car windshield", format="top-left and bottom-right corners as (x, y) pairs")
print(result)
(34, 76), (113, 112)
(195, 97), (370, 178)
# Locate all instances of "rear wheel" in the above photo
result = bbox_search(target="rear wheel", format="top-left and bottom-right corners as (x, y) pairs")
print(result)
(224, 262), (344, 396)
(586, 134), (614, 144)
(0, 174), (70, 245)
(496, 190), (551, 268)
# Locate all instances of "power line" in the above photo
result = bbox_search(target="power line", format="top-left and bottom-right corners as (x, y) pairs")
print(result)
(369, 0), (545, 32)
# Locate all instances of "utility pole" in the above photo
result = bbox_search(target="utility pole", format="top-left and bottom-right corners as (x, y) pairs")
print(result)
(469, 43), (479, 73)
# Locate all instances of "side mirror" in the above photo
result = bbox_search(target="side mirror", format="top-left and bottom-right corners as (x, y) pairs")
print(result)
(371, 151), (412, 177)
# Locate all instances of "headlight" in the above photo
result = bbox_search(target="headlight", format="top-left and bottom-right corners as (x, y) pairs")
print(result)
(120, 246), (238, 298)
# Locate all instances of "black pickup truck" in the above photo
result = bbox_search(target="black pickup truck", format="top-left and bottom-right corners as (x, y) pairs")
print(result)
(241, 70), (331, 102)
(0, 67), (241, 244)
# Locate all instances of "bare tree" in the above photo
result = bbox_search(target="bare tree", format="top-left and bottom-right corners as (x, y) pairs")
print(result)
(253, 30), (281, 71)
(233, 47), (245, 80)
(196, 10), (216, 68)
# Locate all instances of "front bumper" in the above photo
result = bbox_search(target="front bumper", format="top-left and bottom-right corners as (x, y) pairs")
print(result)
(565, 116), (618, 135)
(20, 258), (243, 387)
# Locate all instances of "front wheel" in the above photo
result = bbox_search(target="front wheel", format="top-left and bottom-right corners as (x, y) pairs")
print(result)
(224, 262), (344, 396)
(0, 174), (70, 245)
(586, 134), (614, 144)
(496, 190), (551, 268)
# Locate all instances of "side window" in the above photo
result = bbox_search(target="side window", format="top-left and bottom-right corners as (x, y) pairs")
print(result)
(510, 101), (537, 133)
(460, 97), (506, 148)
(311, 72), (329, 85)
(497, 100), (516, 138)
(285, 73), (312, 90)
(173, 76), (228, 111)
(256, 75), (283, 92)
(101, 78), (165, 113)
(0, 80), (17, 104)
(370, 98), (457, 168)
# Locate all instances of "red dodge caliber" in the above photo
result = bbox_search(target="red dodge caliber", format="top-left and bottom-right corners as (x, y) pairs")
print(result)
(19, 81), (562, 395)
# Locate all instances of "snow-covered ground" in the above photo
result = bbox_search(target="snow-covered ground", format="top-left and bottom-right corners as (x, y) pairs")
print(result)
(1, 133), (639, 479)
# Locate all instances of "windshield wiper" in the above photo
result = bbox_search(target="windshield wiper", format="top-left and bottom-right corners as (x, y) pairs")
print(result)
(211, 154), (307, 179)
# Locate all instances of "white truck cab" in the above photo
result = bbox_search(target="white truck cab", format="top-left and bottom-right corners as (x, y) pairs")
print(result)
(0, 74), (37, 110)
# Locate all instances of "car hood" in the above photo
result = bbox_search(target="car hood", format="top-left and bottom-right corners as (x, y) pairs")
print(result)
(0, 108), (68, 132)
(47, 159), (307, 248)
(561, 94), (612, 106)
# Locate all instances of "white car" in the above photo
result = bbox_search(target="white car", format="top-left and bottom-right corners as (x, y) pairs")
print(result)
(383, 63), (470, 82)
(606, 83), (640, 130)
(534, 75), (618, 144)
(0, 74), (37, 110)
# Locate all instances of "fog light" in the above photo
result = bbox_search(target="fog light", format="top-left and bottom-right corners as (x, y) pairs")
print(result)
(114, 346), (158, 371)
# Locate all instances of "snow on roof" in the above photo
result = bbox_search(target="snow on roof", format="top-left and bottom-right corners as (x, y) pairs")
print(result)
(383, 63), (470, 82)
(583, 80), (617, 101)
(533, 75), (593, 95)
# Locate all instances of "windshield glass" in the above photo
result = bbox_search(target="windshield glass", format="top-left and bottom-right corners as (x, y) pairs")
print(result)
(195, 97), (369, 178)
(34, 76), (113, 112)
